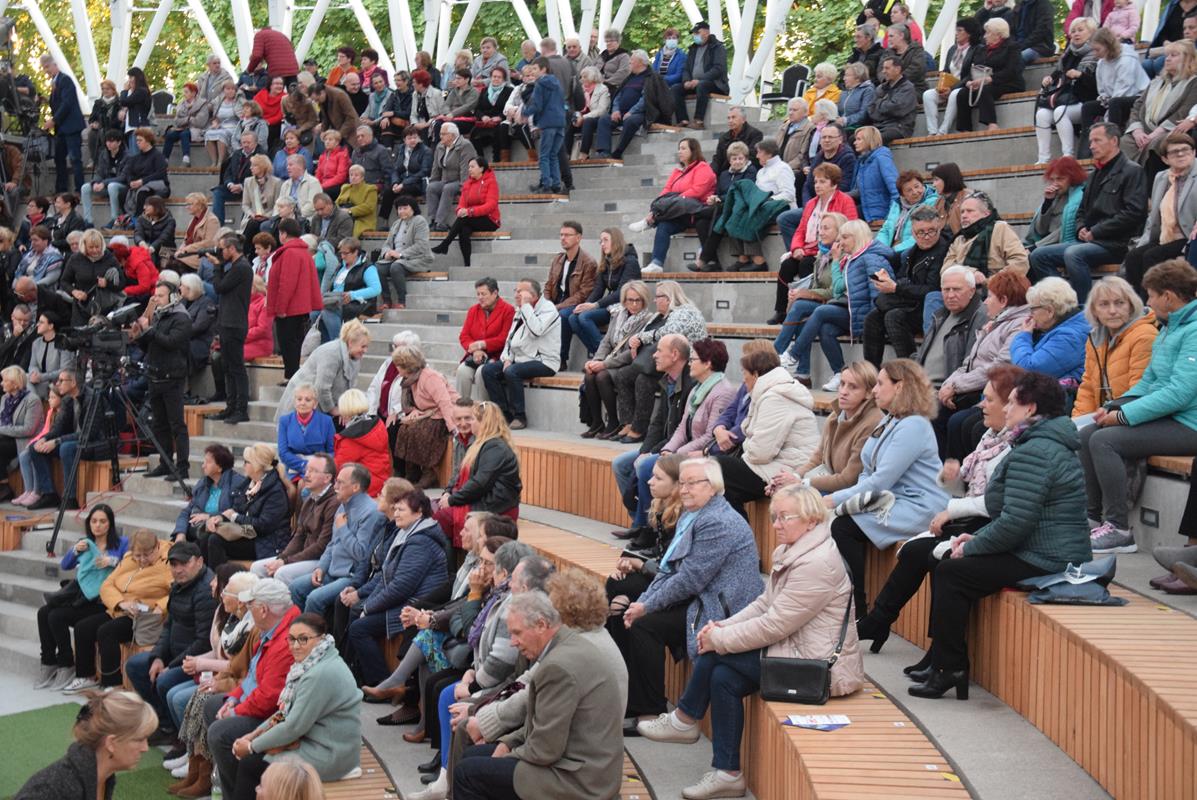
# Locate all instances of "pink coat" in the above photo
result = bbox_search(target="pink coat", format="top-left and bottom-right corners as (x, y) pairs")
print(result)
(661, 378), (737, 455)
(707, 521), (865, 698)
(409, 367), (460, 427)
(662, 160), (717, 202)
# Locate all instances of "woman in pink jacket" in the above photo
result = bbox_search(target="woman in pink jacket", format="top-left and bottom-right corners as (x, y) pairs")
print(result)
(659, 338), (737, 456)
(628, 137), (717, 272)
(637, 483), (865, 799)
(390, 344), (460, 489)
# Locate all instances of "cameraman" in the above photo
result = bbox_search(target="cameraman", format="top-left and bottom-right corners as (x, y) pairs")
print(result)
(210, 233), (253, 424)
(130, 280), (193, 480)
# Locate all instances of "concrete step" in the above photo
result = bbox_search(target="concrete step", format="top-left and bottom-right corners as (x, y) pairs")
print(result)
(0, 598), (42, 638)
(0, 570), (63, 609)
(913, 90), (1038, 137)
(892, 126), (1049, 173)
(0, 635), (40, 675)
(0, 547), (69, 582)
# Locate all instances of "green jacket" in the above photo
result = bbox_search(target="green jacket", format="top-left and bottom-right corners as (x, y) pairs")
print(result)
(1121, 298), (1197, 432)
(714, 180), (789, 241)
(964, 416), (1092, 572)
(251, 646), (362, 780)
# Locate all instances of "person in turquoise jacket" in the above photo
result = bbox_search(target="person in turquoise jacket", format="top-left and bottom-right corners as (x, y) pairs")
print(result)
(35, 504), (129, 689)
(1081, 260), (1197, 554)
(874, 173), (937, 255)
(1010, 277), (1091, 381)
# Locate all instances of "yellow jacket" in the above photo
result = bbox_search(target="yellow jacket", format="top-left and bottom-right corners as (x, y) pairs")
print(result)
(98, 538), (172, 617)
(803, 83), (841, 114)
(335, 181), (379, 237)
(1073, 312), (1159, 416)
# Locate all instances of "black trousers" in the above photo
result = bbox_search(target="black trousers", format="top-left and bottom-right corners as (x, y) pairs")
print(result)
(862, 304), (922, 367)
(831, 514), (871, 618)
(454, 743), (520, 800)
(438, 215), (499, 266)
(931, 553), (1050, 671)
(612, 368), (660, 434)
(38, 597), (106, 667)
(72, 612), (133, 684)
(931, 393), (980, 460)
(275, 314), (307, 378)
(583, 368), (619, 429)
(149, 376), (188, 470)
(694, 206), (721, 264)
(217, 326), (248, 413)
(1123, 238), (1186, 300)
(956, 84), (1000, 131)
(1182, 471), (1197, 542)
(775, 255), (816, 315)
(614, 602), (687, 717)
(715, 455), (768, 517)
(425, 666), (466, 749)
(206, 533), (258, 569)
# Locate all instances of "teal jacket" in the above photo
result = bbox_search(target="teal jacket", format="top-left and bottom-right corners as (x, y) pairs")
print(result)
(1122, 298), (1197, 432)
(1024, 184), (1084, 248)
(714, 180), (789, 241)
(251, 645), (362, 780)
(875, 184), (938, 254)
(964, 416), (1092, 572)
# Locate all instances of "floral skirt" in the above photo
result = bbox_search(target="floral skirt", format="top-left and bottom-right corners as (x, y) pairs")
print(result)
(413, 628), (451, 673)
(393, 416), (451, 469)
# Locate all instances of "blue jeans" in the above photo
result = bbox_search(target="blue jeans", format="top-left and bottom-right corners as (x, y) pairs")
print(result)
(556, 304), (577, 365)
(453, 743), (520, 800)
(678, 651), (762, 771)
(162, 128), (192, 159)
(23, 439), (80, 496)
(81, 181), (126, 225)
(1028, 241), (1115, 304)
(167, 680), (198, 731)
(922, 292), (943, 332)
(651, 218), (687, 265)
(595, 112), (645, 157)
(125, 654), (191, 730)
(776, 207), (803, 252)
(480, 359), (555, 422)
(1145, 54), (1165, 79)
(290, 574), (352, 614)
(567, 305), (611, 355)
(210, 185), (240, 224)
(788, 303), (850, 375)
(347, 610), (390, 685)
(537, 126), (564, 188)
(773, 299), (823, 367)
(612, 448), (641, 525)
(1021, 47), (1044, 65)
(631, 453), (659, 528)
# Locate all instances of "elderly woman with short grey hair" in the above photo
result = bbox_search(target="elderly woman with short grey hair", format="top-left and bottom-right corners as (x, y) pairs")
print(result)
(838, 61), (876, 129)
(1010, 276), (1091, 381)
(599, 28), (631, 89)
(616, 457), (763, 726)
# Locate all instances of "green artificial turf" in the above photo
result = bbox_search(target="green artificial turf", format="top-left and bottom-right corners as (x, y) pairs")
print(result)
(0, 702), (170, 799)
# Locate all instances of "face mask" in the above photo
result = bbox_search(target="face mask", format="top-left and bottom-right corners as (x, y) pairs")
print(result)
(693, 34), (704, 45)
(665, 38), (679, 49)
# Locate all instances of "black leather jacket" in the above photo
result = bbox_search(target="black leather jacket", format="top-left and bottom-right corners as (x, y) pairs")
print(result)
(447, 437), (521, 514)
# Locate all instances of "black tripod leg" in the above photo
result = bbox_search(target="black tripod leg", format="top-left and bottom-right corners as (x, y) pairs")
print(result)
(45, 387), (103, 555)
(113, 385), (192, 501)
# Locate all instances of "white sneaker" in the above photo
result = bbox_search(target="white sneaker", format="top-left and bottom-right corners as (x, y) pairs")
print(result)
(637, 711), (700, 743)
(61, 676), (99, 694)
(683, 770), (748, 799)
(182, 155), (191, 166)
(779, 352), (797, 370)
(34, 664), (57, 689)
(821, 374), (841, 392)
(163, 753), (190, 771)
(407, 769), (447, 800)
(170, 762), (190, 779)
(50, 667), (77, 690)
(641, 261), (664, 274)
(628, 218), (649, 233)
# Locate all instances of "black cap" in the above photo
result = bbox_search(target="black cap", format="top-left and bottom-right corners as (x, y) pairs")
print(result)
(691, 20), (711, 32)
(167, 541), (202, 562)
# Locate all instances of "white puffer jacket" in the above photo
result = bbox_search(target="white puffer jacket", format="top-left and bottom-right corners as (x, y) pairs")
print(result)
(741, 366), (819, 482)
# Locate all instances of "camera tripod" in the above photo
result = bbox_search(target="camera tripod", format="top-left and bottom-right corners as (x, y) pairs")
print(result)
(44, 354), (193, 556)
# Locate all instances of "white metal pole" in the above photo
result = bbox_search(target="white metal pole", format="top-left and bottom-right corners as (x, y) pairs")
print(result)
(388, 0), (417, 70)
(578, 0), (597, 49)
(267, 0), (282, 30)
(924, 0), (961, 66)
(724, 0), (742, 40)
(678, 0), (703, 24)
(737, 0), (787, 101)
(509, 0), (543, 45)
(106, 0), (132, 83)
(728, 0), (759, 101)
(435, 0), (452, 69)
(19, 2), (88, 108)
(229, 0), (254, 67)
(185, 0), (236, 79)
(557, 0), (577, 39)
(295, 0), (333, 63)
(545, 0), (562, 48)
(67, 0), (101, 97)
(422, 0), (439, 54)
(446, 0), (487, 61)
(598, 0), (612, 42)
(132, 0), (175, 74)
(611, 0), (636, 34)
(346, 0), (397, 77)
(707, 0), (724, 39)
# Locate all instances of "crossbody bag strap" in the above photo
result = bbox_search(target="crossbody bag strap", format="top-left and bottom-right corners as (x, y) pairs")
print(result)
(827, 558), (855, 665)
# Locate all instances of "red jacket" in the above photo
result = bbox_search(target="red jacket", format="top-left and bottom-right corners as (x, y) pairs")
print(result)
(247, 28), (300, 78)
(229, 604), (300, 719)
(266, 237), (323, 318)
(245, 292), (274, 360)
(790, 191), (859, 255)
(110, 243), (159, 297)
(662, 161), (717, 201)
(459, 298), (515, 360)
(457, 172), (501, 226)
(334, 418), (391, 496)
(253, 88), (285, 125)
(316, 146), (350, 190)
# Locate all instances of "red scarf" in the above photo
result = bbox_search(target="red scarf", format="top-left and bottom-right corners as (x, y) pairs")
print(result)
(296, 410), (313, 425)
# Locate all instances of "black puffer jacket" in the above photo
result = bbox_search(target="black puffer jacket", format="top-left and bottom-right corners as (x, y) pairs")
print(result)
(447, 437), (521, 514)
(151, 565), (217, 667)
(231, 467), (292, 559)
(49, 210), (87, 253)
(1013, 0), (1056, 59)
(876, 233), (948, 313)
(586, 244), (642, 309)
(141, 302), (192, 379)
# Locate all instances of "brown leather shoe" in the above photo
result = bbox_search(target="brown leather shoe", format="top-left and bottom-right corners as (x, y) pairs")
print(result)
(1171, 562), (1197, 592)
(362, 685), (406, 703)
(402, 729), (427, 743)
(1159, 573), (1197, 595)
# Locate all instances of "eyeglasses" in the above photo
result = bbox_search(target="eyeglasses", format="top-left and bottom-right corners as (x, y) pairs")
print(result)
(913, 228), (939, 237)
(626, 297), (645, 304)
(287, 634), (316, 646)
(771, 513), (806, 524)
(678, 478), (710, 490)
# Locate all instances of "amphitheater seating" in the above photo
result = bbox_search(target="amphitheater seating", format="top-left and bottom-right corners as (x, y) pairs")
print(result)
(517, 521), (970, 800)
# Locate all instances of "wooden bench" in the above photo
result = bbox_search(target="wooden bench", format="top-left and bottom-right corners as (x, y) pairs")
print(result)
(184, 404), (224, 437)
(0, 511), (53, 551)
(893, 125), (1036, 147)
(517, 522), (969, 800)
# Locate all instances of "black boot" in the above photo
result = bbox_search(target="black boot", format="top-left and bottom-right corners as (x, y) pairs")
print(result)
(903, 650), (934, 681)
(855, 614), (891, 654)
(908, 669), (969, 700)
(418, 752), (441, 773)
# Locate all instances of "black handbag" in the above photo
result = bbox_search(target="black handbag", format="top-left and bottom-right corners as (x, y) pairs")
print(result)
(758, 591), (853, 706)
(43, 579), (86, 609)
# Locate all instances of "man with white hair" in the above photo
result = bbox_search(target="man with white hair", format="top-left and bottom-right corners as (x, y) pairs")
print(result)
(710, 106), (763, 175)
(594, 51), (671, 160)
(916, 264), (986, 390)
(41, 54), (85, 191)
(425, 123), (478, 230)
(205, 577), (300, 796)
(276, 153), (322, 219)
(351, 125), (394, 187)
(453, 590), (628, 800)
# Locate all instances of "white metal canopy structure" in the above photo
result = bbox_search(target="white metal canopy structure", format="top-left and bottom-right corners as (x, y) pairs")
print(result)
(2, 0), (1168, 109)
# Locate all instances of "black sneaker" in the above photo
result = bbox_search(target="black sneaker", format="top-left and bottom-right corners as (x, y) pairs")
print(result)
(28, 492), (61, 510)
(163, 743), (186, 761)
(147, 727), (178, 747)
(170, 467), (190, 482)
(143, 463), (172, 479)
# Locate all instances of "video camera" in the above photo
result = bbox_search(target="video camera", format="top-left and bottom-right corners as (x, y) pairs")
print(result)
(59, 303), (145, 380)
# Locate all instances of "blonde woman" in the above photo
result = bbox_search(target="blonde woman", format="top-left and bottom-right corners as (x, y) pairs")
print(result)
(581, 280), (654, 438)
(434, 401), (520, 547)
(1073, 276), (1157, 418)
(276, 318), (371, 419)
(0, 366), (45, 500)
(567, 227), (642, 356)
(827, 359), (948, 616)
(257, 758), (324, 800)
(16, 690), (157, 800)
(240, 154), (281, 233)
(1122, 39), (1197, 174)
(333, 388), (391, 497)
(207, 443), (294, 567)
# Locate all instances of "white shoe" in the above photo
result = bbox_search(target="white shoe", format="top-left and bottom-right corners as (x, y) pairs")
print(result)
(821, 374), (841, 392)
(683, 770), (747, 799)
(628, 218), (649, 233)
(50, 667), (77, 690)
(163, 753), (190, 771)
(637, 711), (700, 743)
(641, 261), (664, 274)
(182, 155), (191, 166)
(61, 676), (99, 694)
(170, 762), (190, 778)
(779, 352), (797, 370)
(406, 769), (447, 800)
(34, 664), (57, 689)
